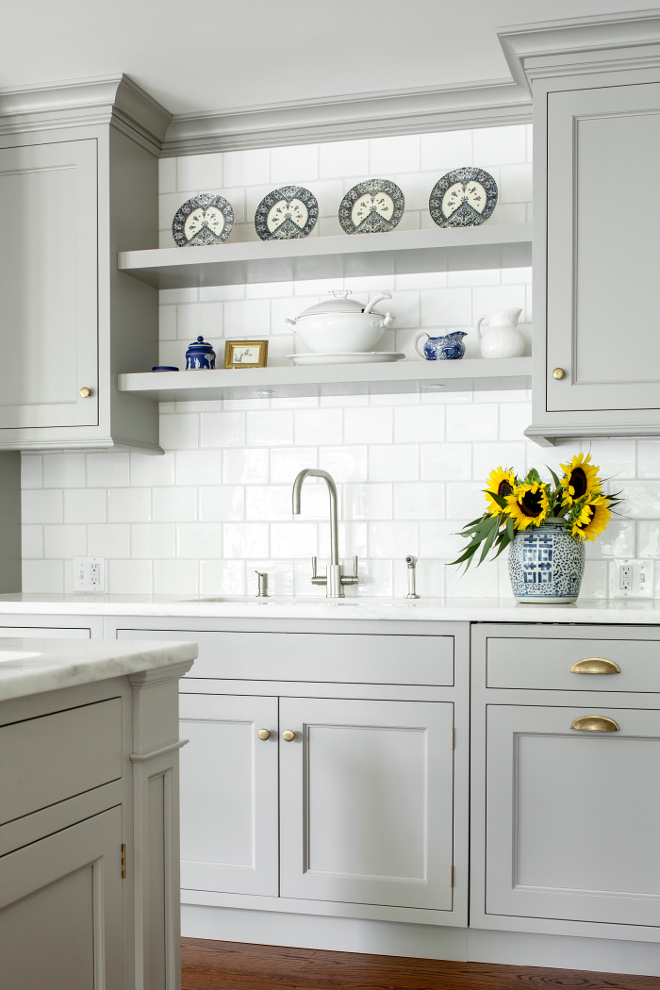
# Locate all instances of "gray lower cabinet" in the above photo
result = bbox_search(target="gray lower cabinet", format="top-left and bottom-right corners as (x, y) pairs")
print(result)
(471, 623), (660, 941)
(114, 618), (469, 927)
(526, 61), (660, 443)
(180, 691), (455, 913)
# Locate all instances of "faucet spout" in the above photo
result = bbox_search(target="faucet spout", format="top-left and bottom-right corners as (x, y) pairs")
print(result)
(292, 468), (339, 566)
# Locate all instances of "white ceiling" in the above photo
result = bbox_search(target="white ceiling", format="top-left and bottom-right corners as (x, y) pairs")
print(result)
(3, 0), (660, 117)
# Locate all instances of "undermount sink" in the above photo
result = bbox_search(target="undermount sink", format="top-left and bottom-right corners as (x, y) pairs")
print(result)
(184, 596), (362, 605)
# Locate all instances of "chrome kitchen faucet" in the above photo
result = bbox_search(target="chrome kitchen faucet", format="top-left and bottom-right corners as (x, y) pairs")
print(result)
(292, 468), (358, 598)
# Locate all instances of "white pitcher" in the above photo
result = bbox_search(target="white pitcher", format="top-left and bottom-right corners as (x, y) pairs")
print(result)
(475, 307), (524, 359)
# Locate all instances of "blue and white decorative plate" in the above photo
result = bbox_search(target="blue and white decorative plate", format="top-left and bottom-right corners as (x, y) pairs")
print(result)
(172, 193), (234, 247)
(338, 179), (405, 235)
(254, 186), (319, 240)
(429, 167), (498, 228)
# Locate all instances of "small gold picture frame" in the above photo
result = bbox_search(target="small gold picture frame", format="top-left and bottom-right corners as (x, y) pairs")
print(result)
(223, 339), (269, 369)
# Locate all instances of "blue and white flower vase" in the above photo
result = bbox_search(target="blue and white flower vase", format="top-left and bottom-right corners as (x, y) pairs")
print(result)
(508, 521), (585, 604)
(185, 336), (216, 370)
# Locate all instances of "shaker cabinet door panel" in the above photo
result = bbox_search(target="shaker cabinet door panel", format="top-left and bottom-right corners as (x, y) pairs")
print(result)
(546, 82), (660, 413)
(279, 697), (454, 911)
(485, 704), (660, 927)
(0, 806), (123, 990)
(179, 693), (279, 897)
(0, 139), (98, 429)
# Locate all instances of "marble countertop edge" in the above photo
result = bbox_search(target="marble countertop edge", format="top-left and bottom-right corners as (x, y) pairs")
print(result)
(0, 636), (198, 702)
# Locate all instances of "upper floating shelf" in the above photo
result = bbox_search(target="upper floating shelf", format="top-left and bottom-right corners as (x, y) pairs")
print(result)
(118, 224), (532, 290)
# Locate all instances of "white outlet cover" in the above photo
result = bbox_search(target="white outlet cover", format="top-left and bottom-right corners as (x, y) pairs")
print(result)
(609, 558), (655, 599)
(72, 556), (106, 593)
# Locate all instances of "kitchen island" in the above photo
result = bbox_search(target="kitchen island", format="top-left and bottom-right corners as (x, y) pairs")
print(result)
(0, 635), (197, 990)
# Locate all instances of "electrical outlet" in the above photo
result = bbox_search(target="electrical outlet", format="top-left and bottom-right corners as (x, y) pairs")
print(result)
(609, 558), (655, 599)
(73, 557), (105, 593)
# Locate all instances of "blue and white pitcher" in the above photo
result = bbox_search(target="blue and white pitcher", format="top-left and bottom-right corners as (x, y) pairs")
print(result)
(415, 331), (467, 360)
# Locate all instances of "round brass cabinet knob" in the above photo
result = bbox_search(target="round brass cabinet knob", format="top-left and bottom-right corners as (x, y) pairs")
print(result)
(257, 729), (270, 741)
(552, 368), (565, 380)
(282, 730), (295, 742)
(79, 387), (92, 398)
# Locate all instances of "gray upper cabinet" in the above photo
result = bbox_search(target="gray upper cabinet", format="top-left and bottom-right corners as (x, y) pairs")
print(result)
(0, 77), (170, 452)
(523, 42), (660, 444)
(0, 139), (99, 432)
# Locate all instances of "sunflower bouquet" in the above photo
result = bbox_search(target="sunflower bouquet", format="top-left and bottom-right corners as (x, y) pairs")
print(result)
(451, 453), (622, 570)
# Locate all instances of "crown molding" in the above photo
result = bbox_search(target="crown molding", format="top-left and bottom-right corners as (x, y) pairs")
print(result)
(499, 9), (660, 90)
(161, 80), (532, 156)
(0, 74), (171, 153)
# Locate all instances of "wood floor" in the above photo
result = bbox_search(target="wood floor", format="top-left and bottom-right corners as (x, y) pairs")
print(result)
(181, 938), (660, 990)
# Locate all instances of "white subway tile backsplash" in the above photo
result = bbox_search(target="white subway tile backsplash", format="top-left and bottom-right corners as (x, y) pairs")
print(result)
(23, 489), (63, 525)
(223, 148), (270, 187)
(20, 455), (43, 489)
(474, 125), (527, 164)
(22, 525), (44, 558)
(177, 302), (224, 339)
(271, 521), (316, 558)
(369, 134), (420, 174)
(421, 288), (472, 327)
(343, 483), (393, 521)
(44, 525), (86, 559)
(318, 445), (370, 482)
(153, 486), (198, 522)
(421, 443), (472, 481)
(368, 521), (419, 559)
(130, 451), (176, 488)
(223, 522), (269, 559)
(43, 453), (86, 489)
(319, 139), (369, 179)
(63, 489), (106, 524)
(270, 447), (318, 483)
(154, 559), (199, 596)
(199, 485), (245, 522)
(246, 485), (293, 521)
(131, 523), (175, 559)
(224, 298), (271, 335)
(159, 413), (199, 450)
(108, 488), (152, 523)
(344, 407), (393, 445)
(86, 452), (130, 488)
(223, 447), (270, 485)
(107, 559), (153, 596)
(420, 129), (474, 171)
(446, 404), (499, 442)
(270, 143), (319, 183)
(87, 524), (131, 559)
(246, 410), (294, 447)
(394, 482), (445, 520)
(22, 559), (64, 594)
(369, 445), (419, 482)
(177, 522), (224, 558)
(176, 151), (224, 192)
(175, 449), (222, 486)
(200, 559), (246, 597)
(295, 408), (343, 446)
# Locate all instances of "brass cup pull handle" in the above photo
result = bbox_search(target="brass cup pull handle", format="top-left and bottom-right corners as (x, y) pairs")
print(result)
(79, 387), (91, 398)
(257, 729), (270, 741)
(282, 730), (295, 742)
(570, 657), (621, 675)
(570, 715), (620, 733)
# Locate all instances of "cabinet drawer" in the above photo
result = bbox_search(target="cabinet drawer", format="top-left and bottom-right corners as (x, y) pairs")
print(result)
(486, 633), (660, 692)
(117, 629), (454, 686)
(0, 698), (122, 825)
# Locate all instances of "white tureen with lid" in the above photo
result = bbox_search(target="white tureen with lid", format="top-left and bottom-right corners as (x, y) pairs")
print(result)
(286, 290), (395, 353)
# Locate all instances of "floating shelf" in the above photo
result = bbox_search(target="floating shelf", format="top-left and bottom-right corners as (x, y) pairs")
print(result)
(118, 224), (532, 290)
(119, 357), (532, 403)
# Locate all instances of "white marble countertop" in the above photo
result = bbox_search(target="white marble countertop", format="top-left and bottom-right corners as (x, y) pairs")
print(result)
(0, 592), (659, 624)
(0, 636), (198, 702)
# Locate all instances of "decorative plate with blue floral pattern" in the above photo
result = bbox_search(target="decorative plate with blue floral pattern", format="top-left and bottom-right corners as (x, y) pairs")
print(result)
(338, 179), (405, 234)
(172, 193), (234, 247)
(429, 167), (498, 228)
(254, 186), (319, 240)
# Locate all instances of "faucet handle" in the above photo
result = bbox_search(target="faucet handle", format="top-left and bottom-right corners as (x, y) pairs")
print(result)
(340, 556), (359, 586)
(311, 556), (327, 586)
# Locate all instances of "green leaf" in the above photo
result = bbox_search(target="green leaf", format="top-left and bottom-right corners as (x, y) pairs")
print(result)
(485, 490), (509, 509)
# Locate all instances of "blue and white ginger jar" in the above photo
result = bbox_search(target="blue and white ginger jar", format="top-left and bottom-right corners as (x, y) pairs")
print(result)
(508, 521), (585, 604)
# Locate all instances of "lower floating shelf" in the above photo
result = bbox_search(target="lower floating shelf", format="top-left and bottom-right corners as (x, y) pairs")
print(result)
(119, 357), (532, 403)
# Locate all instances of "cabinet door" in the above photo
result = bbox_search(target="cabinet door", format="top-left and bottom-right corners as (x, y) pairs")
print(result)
(546, 82), (660, 413)
(279, 698), (454, 911)
(0, 806), (123, 989)
(0, 139), (98, 429)
(485, 704), (660, 927)
(179, 693), (279, 897)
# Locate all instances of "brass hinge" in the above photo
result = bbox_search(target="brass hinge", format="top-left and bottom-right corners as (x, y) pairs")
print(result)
(451, 728), (455, 749)
(121, 843), (127, 879)
(450, 865), (454, 887)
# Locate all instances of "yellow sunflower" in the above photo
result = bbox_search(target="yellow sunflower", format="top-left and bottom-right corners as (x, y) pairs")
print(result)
(505, 482), (550, 530)
(571, 494), (612, 542)
(560, 452), (601, 504)
(484, 467), (517, 515)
